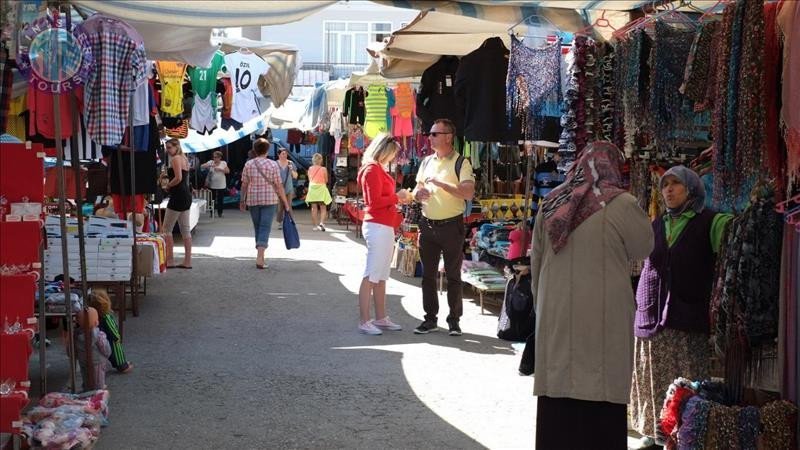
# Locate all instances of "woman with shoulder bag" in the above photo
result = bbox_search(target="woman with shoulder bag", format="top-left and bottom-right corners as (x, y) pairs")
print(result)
(240, 138), (291, 269)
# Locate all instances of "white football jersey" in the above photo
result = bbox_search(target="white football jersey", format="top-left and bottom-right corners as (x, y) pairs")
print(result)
(223, 51), (270, 124)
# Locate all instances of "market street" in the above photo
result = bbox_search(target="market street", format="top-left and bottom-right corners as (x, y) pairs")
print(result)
(81, 209), (536, 449)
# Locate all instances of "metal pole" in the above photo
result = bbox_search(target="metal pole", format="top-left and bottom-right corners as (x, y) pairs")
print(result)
(68, 96), (89, 304)
(51, 13), (77, 393)
(37, 239), (47, 394)
(521, 144), (534, 245)
(128, 94), (138, 315)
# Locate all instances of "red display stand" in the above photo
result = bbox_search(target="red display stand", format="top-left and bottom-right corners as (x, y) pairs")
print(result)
(0, 273), (37, 325)
(0, 393), (28, 434)
(0, 143), (45, 204)
(0, 143), (42, 436)
(0, 222), (42, 265)
(0, 333), (33, 388)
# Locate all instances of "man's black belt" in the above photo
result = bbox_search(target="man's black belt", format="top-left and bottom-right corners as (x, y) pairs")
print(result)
(422, 215), (463, 226)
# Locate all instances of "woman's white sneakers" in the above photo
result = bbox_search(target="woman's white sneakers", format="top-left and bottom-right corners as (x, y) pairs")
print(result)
(372, 317), (403, 331)
(359, 321), (383, 335)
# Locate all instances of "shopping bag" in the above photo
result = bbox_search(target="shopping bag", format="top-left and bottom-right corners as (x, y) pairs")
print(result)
(282, 212), (300, 250)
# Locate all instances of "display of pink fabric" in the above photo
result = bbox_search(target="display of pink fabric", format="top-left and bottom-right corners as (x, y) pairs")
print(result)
(507, 227), (531, 260)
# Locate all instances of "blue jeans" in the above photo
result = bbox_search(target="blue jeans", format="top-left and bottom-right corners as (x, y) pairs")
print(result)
(249, 204), (277, 248)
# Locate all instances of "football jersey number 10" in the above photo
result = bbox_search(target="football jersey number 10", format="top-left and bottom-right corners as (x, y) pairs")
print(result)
(235, 68), (251, 92)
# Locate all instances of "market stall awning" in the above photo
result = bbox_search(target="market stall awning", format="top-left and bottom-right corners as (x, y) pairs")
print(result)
(72, 1), (337, 27)
(373, 1), (729, 14)
(127, 20), (218, 67)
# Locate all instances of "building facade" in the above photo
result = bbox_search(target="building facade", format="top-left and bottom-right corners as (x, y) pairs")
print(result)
(257, 1), (418, 84)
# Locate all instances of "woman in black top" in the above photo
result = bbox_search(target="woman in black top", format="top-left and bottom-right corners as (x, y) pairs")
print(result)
(162, 138), (193, 269)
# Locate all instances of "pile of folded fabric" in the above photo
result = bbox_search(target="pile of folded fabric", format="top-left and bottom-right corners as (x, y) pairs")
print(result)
(21, 390), (110, 450)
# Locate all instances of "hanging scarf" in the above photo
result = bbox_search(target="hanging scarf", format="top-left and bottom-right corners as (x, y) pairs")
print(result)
(734, 0), (766, 200)
(711, 3), (736, 209)
(659, 165), (706, 216)
(710, 196), (784, 402)
(540, 141), (626, 253)
(681, 21), (719, 111)
(777, 0), (800, 186)
(651, 21), (697, 149)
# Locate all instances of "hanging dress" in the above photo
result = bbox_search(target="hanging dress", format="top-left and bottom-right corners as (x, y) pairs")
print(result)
(392, 82), (415, 138)
(506, 35), (562, 141)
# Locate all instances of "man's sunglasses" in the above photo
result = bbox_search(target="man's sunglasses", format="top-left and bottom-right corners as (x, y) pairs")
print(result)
(427, 131), (453, 137)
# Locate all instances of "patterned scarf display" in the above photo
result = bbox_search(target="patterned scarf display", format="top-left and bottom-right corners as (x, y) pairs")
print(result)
(505, 36), (562, 141)
(711, 0), (765, 212)
(677, 396), (711, 450)
(737, 406), (761, 450)
(659, 378), (794, 450)
(760, 400), (798, 450)
(711, 196), (784, 402)
(540, 141), (626, 253)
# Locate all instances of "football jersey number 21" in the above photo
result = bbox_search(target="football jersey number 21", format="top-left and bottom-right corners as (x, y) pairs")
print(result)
(235, 68), (251, 92)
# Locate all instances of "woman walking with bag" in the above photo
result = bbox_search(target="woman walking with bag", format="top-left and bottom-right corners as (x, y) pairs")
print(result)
(240, 138), (291, 269)
(162, 138), (193, 269)
(276, 148), (298, 230)
(356, 133), (411, 335)
(305, 152), (332, 231)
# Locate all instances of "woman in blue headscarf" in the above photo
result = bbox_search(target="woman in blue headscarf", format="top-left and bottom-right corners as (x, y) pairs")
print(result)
(629, 166), (733, 448)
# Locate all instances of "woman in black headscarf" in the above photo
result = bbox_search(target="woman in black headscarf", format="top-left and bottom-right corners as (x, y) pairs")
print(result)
(629, 165), (733, 448)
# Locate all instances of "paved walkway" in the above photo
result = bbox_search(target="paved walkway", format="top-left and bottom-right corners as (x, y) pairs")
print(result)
(86, 209), (536, 449)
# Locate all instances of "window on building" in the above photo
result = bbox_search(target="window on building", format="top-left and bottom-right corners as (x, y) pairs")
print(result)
(324, 21), (392, 64)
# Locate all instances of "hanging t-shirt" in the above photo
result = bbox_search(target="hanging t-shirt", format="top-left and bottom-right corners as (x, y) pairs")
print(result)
(223, 51), (269, 124)
(26, 85), (83, 140)
(132, 79), (150, 126)
(220, 77), (233, 119)
(6, 93), (27, 141)
(156, 61), (187, 117)
(188, 50), (226, 108)
(363, 84), (389, 138)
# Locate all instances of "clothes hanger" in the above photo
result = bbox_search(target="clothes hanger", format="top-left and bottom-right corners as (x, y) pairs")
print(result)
(507, 13), (561, 41)
(238, 47), (252, 55)
(574, 10), (617, 37)
(678, 0), (707, 15)
(775, 193), (800, 214)
(698, 0), (731, 22)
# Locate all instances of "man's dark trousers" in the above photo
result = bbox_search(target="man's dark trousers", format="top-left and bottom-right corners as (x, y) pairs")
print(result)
(419, 216), (465, 324)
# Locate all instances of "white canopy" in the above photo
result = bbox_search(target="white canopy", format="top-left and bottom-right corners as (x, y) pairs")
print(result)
(72, 1), (336, 27)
